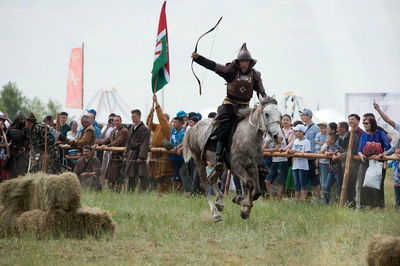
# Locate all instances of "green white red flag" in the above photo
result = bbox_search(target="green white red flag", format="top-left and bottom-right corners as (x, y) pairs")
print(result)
(151, 1), (169, 93)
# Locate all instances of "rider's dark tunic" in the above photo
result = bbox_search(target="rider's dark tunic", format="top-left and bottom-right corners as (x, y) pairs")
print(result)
(193, 56), (266, 122)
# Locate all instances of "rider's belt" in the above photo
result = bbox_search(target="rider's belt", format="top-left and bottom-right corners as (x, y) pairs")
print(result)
(223, 98), (249, 105)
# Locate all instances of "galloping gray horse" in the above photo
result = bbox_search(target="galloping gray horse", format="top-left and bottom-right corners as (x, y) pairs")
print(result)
(183, 96), (283, 222)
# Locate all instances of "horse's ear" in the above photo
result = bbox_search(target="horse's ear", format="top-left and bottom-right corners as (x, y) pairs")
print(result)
(258, 94), (267, 106)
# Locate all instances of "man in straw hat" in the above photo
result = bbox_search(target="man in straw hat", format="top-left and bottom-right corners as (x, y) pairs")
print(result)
(191, 43), (267, 171)
(25, 113), (62, 174)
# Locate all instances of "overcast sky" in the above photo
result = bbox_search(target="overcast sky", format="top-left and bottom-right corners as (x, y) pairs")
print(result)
(0, 0), (399, 121)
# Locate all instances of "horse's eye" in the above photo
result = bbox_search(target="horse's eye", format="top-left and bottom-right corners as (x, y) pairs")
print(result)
(265, 113), (269, 118)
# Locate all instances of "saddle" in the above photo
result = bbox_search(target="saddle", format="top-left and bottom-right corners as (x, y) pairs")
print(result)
(200, 120), (238, 169)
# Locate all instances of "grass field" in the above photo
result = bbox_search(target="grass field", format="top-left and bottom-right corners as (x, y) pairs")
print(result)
(0, 175), (399, 265)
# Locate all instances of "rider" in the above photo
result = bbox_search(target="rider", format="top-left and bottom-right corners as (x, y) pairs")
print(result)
(191, 43), (267, 171)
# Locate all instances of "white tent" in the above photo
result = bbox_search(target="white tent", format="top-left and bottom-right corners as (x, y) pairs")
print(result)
(83, 87), (131, 124)
(279, 91), (305, 121)
(313, 108), (345, 123)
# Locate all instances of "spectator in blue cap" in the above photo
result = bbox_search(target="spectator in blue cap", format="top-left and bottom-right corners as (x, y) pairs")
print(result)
(299, 108), (321, 200)
(176, 110), (187, 118)
(86, 109), (99, 128)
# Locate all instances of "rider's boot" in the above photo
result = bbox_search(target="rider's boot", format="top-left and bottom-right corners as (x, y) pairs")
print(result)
(215, 141), (225, 172)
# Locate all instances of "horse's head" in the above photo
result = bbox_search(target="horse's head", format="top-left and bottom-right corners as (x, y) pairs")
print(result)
(259, 95), (284, 143)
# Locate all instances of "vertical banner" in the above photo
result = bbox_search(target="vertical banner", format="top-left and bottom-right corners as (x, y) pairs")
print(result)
(151, 1), (170, 93)
(66, 46), (84, 109)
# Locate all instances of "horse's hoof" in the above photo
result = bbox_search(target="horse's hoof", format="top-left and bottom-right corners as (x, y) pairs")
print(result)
(215, 202), (224, 212)
(253, 191), (262, 201)
(240, 208), (250, 220)
(212, 214), (223, 223)
(232, 195), (244, 205)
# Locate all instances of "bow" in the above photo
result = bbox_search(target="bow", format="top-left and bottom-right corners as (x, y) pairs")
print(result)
(191, 17), (223, 95)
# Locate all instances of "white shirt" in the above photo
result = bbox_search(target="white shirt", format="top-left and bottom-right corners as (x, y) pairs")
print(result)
(292, 138), (311, 170)
(272, 142), (288, 163)
(395, 122), (400, 132)
(102, 126), (115, 139)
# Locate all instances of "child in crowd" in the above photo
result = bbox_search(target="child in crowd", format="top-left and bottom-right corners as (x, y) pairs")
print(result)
(265, 135), (288, 200)
(327, 122), (338, 135)
(320, 133), (341, 204)
(315, 122), (328, 152)
(287, 124), (311, 201)
(315, 122), (328, 183)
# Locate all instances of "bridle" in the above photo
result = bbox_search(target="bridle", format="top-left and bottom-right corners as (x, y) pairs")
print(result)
(248, 105), (280, 135)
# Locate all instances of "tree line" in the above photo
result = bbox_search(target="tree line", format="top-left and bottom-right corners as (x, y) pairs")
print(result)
(0, 82), (62, 120)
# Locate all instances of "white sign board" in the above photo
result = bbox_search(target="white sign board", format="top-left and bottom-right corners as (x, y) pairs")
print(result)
(345, 93), (400, 130)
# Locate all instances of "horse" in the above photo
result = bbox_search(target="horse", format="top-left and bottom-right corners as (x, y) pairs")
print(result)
(182, 96), (283, 222)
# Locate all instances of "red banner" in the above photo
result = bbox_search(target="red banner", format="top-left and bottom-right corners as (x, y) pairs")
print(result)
(66, 47), (83, 109)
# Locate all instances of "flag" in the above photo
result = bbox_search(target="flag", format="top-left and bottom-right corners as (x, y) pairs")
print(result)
(151, 1), (169, 93)
(66, 46), (83, 109)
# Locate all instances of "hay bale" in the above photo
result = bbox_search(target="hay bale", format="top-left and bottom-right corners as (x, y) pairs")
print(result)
(0, 176), (34, 211)
(15, 207), (115, 239)
(74, 206), (116, 238)
(367, 234), (400, 266)
(0, 172), (81, 212)
(16, 209), (47, 237)
(40, 172), (81, 211)
(0, 206), (21, 237)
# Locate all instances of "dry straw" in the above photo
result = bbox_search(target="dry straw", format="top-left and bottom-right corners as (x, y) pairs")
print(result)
(366, 234), (400, 266)
(0, 172), (81, 212)
(0, 206), (20, 237)
(16, 207), (115, 239)
(0, 172), (115, 239)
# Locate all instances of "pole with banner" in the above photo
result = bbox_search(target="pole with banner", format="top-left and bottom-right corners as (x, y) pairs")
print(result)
(66, 45), (84, 109)
(151, 1), (170, 103)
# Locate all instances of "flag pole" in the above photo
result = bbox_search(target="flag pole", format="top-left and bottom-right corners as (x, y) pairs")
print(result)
(152, 72), (159, 109)
(162, 88), (165, 110)
(82, 42), (85, 110)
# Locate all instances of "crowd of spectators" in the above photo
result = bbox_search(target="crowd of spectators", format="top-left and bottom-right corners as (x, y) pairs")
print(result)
(0, 98), (399, 209)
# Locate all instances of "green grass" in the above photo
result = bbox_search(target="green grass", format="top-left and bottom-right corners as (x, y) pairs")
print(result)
(0, 175), (399, 266)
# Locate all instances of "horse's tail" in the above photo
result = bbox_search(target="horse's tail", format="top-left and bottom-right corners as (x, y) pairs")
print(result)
(182, 131), (193, 163)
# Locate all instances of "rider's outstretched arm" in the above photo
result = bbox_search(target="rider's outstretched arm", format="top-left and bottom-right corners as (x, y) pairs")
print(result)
(193, 54), (234, 81)
(193, 55), (217, 71)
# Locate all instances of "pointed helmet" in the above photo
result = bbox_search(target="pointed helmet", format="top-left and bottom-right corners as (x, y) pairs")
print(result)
(234, 43), (257, 68)
(15, 111), (26, 120)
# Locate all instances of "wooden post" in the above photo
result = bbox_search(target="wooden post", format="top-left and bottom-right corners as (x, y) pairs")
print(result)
(55, 113), (61, 132)
(339, 127), (356, 207)
(224, 170), (231, 195)
(44, 124), (48, 173)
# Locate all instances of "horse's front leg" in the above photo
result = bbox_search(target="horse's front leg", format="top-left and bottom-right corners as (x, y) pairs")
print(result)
(240, 178), (254, 219)
(233, 168), (255, 219)
(211, 183), (224, 212)
(197, 161), (222, 222)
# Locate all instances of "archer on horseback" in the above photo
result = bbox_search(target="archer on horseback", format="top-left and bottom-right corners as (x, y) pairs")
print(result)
(191, 43), (267, 171)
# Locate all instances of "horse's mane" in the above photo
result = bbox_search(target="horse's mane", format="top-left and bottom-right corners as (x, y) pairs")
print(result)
(260, 96), (278, 105)
(237, 96), (277, 119)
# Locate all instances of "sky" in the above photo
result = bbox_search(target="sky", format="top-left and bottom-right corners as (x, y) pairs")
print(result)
(0, 0), (399, 122)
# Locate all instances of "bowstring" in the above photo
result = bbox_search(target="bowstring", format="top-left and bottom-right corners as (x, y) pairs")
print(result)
(200, 23), (220, 89)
